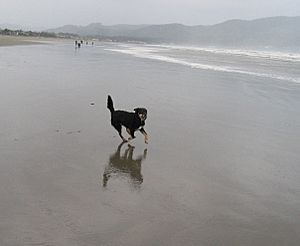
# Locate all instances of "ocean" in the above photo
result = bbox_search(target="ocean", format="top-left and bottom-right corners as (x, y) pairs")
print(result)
(106, 43), (300, 83)
(1, 41), (300, 246)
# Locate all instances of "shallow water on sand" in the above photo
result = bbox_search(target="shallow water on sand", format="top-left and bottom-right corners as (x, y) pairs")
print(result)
(1, 42), (300, 246)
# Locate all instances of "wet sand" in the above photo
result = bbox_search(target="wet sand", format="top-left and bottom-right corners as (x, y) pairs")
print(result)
(0, 43), (300, 246)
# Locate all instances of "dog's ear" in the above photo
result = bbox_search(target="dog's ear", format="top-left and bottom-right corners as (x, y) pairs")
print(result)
(134, 108), (139, 113)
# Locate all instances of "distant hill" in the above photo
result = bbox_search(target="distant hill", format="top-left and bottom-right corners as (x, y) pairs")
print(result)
(47, 22), (148, 37)
(46, 16), (300, 49)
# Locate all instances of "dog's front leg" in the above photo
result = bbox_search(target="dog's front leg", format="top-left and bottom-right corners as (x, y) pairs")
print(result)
(140, 128), (148, 144)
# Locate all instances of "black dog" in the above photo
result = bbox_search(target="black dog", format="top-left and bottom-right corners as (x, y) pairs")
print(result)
(107, 95), (148, 143)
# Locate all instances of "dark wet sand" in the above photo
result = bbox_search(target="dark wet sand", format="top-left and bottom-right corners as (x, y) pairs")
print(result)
(0, 43), (300, 246)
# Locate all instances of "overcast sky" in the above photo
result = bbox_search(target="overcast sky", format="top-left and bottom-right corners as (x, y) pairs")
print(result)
(0, 0), (299, 29)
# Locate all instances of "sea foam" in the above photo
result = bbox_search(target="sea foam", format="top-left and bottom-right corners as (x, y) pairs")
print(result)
(105, 45), (300, 84)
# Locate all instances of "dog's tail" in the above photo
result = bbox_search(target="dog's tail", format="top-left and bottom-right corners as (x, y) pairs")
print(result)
(107, 95), (114, 114)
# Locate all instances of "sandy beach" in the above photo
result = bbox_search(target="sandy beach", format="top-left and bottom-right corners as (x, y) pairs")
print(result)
(0, 35), (41, 46)
(0, 35), (70, 46)
(0, 42), (300, 246)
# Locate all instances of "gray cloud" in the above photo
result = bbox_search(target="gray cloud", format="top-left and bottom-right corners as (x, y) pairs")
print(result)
(0, 0), (299, 29)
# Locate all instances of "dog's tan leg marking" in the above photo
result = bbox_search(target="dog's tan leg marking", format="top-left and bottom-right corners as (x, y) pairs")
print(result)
(139, 128), (148, 144)
(143, 133), (149, 144)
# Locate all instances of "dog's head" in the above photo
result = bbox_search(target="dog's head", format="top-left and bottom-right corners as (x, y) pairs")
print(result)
(134, 108), (147, 121)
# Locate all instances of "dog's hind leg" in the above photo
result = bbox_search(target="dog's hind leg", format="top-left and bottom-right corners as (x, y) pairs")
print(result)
(126, 128), (134, 140)
(112, 122), (127, 142)
(126, 128), (135, 141)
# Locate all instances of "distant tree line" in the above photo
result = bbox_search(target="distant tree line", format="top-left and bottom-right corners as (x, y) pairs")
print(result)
(0, 28), (79, 39)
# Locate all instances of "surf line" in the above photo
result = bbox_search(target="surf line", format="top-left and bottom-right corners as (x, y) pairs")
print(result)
(106, 48), (300, 84)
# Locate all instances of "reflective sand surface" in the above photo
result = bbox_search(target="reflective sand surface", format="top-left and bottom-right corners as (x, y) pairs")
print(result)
(0, 43), (300, 246)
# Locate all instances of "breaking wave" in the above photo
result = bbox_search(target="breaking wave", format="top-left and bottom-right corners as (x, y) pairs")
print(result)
(106, 46), (300, 83)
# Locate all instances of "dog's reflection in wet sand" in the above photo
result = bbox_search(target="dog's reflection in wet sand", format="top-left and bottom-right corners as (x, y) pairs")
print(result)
(103, 142), (147, 189)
